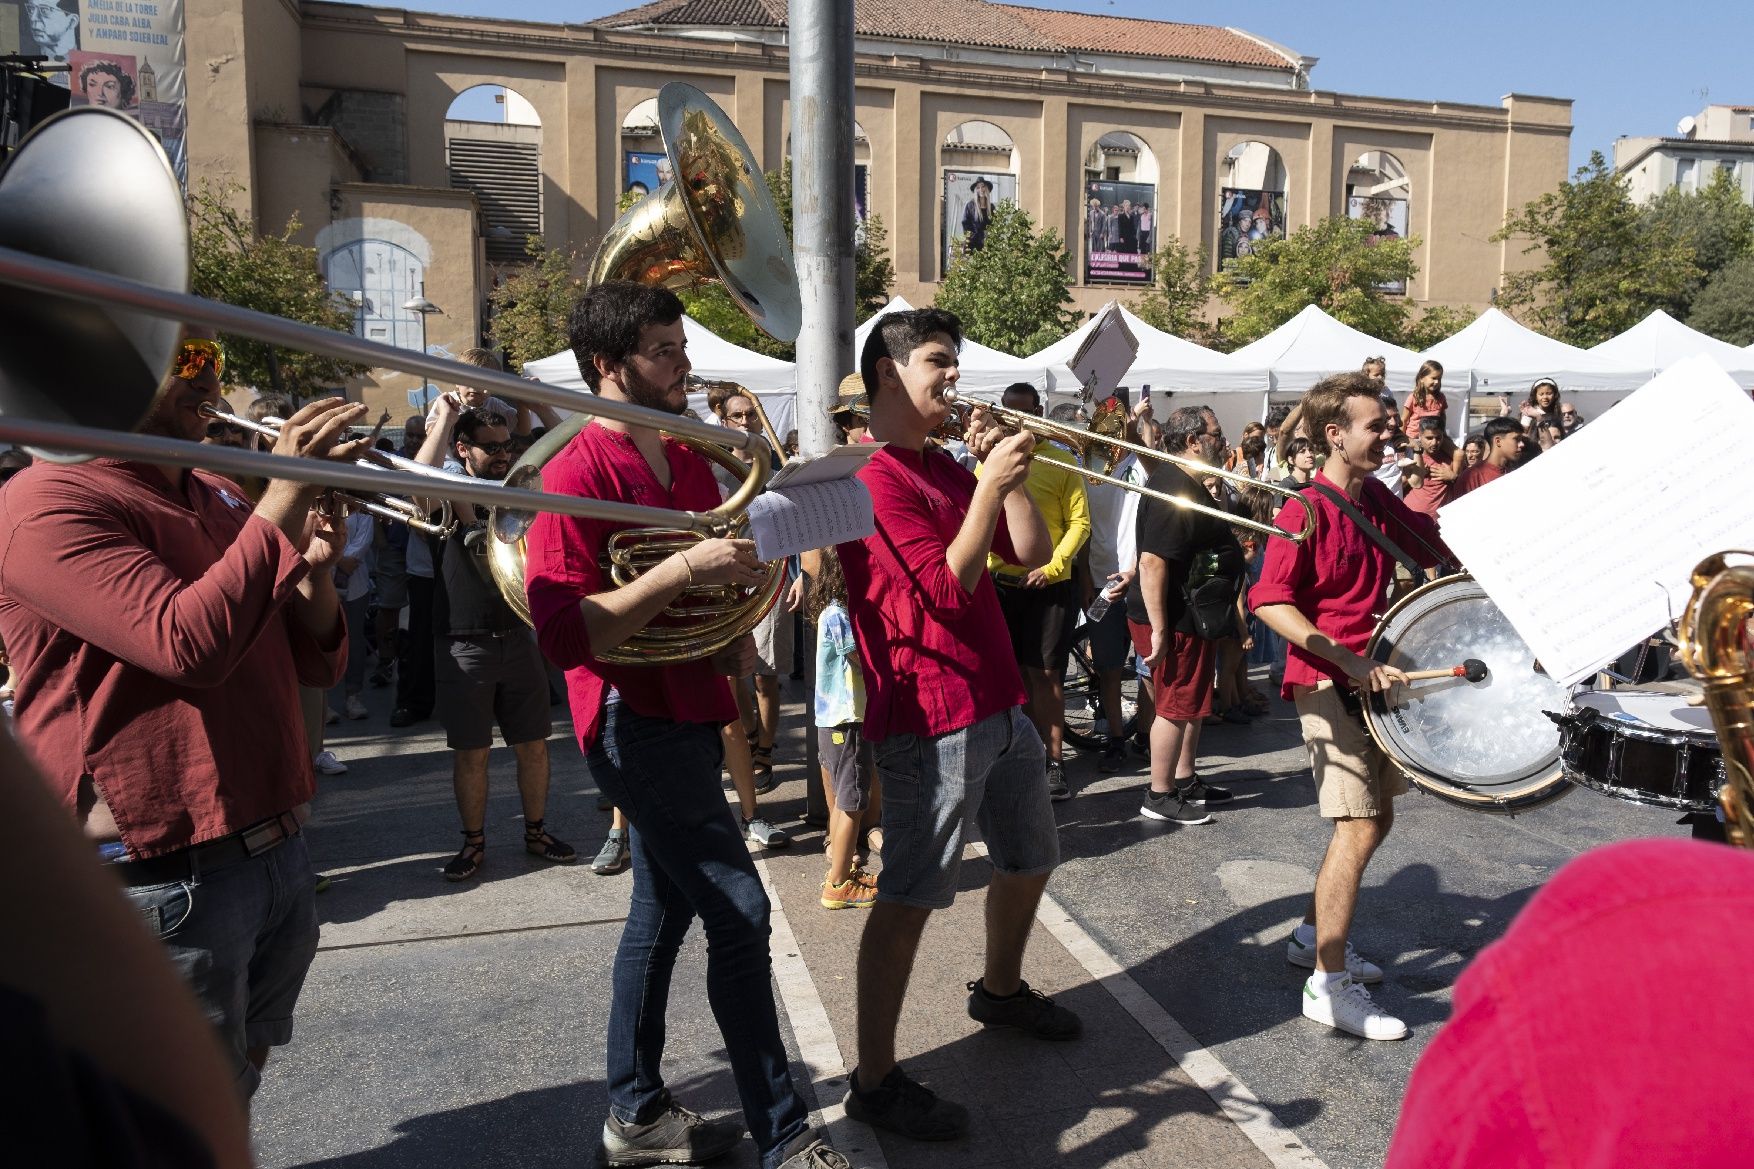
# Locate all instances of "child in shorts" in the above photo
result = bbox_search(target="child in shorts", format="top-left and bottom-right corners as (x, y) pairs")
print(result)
(808, 547), (881, 909)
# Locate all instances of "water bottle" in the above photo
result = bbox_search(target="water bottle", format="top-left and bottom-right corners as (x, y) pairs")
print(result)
(1085, 577), (1125, 623)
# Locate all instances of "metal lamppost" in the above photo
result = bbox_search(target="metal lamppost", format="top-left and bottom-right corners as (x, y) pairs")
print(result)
(402, 281), (443, 409)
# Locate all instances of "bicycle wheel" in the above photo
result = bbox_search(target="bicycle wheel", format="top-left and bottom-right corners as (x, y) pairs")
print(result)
(1062, 622), (1140, 752)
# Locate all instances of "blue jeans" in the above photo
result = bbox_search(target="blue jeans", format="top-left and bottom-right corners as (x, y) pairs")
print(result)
(587, 704), (808, 1168)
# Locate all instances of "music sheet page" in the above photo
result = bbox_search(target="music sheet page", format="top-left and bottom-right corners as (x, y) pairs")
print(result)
(745, 478), (875, 562)
(1437, 355), (1754, 686)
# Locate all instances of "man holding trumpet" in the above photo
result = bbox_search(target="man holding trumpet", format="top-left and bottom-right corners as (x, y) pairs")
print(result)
(0, 330), (370, 1101)
(523, 282), (845, 1169)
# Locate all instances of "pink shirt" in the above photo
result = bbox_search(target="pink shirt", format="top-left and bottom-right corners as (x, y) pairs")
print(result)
(0, 461), (346, 858)
(1248, 472), (1448, 698)
(1403, 450), (1452, 516)
(525, 423), (739, 750)
(1404, 388), (1446, 425)
(839, 445), (1025, 742)
(1387, 839), (1754, 1168)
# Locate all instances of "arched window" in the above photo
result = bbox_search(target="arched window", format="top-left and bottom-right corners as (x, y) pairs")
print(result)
(1083, 131), (1160, 286)
(1346, 151), (1410, 294)
(445, 84), (542, 263)
(620, 97), (669, 202)
(325, 239), (426, 351)
(941, 120), (1018, 277)
(1217, 141), (1287, 276)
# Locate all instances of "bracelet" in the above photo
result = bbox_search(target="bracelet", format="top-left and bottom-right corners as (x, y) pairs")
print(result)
(680, 551), (695, 588)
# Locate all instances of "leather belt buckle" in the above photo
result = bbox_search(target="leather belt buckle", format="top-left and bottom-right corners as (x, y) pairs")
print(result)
(239, 813), (296, 858)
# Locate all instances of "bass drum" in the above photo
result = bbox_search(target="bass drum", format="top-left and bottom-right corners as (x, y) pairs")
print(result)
(1363, 575), (1573, 812)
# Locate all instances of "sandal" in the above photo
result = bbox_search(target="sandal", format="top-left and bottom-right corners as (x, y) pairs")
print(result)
(751, 744), (776, 794)
(523, 819), (577, 865)
(443, 829), (486, 882)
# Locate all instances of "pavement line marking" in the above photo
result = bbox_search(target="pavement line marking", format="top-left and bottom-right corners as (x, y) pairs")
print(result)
(316, 915), (629, 953)
(754, 853), (892, 1169)
(967, 842), (1329, 1169)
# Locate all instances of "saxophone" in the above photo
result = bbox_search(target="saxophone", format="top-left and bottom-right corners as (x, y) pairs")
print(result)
(1679, 552), (1754, 846)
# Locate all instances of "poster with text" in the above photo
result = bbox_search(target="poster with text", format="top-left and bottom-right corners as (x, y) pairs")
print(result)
(65, 0), (187, 182)
(1347, 194), (1409, 294)
(623, 150), (669, 199)
(942, 169), (1016, 277)
(1216, 188), (1285, 277)
(1083, 180), (1156, 285)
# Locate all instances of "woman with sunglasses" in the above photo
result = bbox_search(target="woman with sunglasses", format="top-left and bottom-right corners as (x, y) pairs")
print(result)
(0, 332), (376, 1101)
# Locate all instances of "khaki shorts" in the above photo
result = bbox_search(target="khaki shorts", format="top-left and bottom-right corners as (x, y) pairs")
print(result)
(1292, 681), (1408, 819)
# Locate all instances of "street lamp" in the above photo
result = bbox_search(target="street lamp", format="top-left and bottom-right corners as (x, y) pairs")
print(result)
(402, 281), (443, 408)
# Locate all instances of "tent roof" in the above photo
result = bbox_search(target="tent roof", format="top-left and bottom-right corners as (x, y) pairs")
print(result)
(1420, 307), (1646, 394)
(1227, 305), (1421, 393)
(1587, 309), (1754, 388)
(1028, 301), (1268, 394)
(853, 295), (1047, 395)
(522, 313), (796, 395)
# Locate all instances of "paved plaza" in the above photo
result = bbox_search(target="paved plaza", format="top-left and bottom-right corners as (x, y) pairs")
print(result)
(254, 673), (1665, 1169)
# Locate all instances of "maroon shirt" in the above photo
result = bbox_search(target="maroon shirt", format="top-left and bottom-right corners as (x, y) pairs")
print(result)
(1452, 459), (1505, 499)
(838, 445), (1025, 742)
(524, 422), (738, 750)
(1249, 471), (1448, 698)
(0, 461), (346, 859)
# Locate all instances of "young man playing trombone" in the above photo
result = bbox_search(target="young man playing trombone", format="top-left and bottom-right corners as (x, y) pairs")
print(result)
(838, 308), (1078, 1142)
(523, 282), (845, 1169)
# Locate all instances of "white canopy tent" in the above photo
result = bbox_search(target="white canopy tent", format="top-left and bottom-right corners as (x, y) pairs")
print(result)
(1228, 305), (1421, 394)
(1420, 308), (1647, 395)
(522, 314), (799, 439)
(853, 295), (1048, 397)
(1587, 310), (1754, 389)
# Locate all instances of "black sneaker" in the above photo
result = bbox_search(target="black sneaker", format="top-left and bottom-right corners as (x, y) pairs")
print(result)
(844, 1065), (968, 1142)
(1140, 789), (1215, 825)
(598, 1095), (743, 1167)
(966, 978), (1082, 1040)
(1175, 776), (1233, 805)
(1046, 759), (1070, 802)
(1098, 737), (1126, 773)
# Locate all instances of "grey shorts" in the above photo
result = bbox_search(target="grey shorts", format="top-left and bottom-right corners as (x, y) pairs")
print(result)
(118, 833), (319, 1098)
(751, 600), (793, 677)
(435, 630), (553, 750)
(373, 568), (410, 611)
(819, 723), (874, 812)
(871, 706), (1060, 909)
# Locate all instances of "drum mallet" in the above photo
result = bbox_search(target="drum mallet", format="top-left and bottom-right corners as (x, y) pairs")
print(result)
(1401, 659), (1489, 683)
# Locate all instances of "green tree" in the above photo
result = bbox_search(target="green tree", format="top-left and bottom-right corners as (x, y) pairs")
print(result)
(1214, 215), (1420, 346)
(1688, 255), (1754, 346)
(187, 183), (366, 399)
(934, 202), (1081, 355)
(1129, 237), (1211, 338)
(1643, 168), (1754, 304)
(1494, 152), (1700, 346)
(1400, 304), (1478, 351)
(486, 235), (588, 368)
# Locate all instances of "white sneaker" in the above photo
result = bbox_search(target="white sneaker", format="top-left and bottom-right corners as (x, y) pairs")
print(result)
(313, 750), (348, 776)
(1302, 975), (1408, 1041)
(1286, 934), (1383, 984)
(345, 694), (369, 720)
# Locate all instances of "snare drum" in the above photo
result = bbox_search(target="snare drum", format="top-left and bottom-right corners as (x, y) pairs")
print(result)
(1556, 689), (1724, 814)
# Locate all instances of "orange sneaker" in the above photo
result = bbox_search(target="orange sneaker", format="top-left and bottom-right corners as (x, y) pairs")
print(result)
(821, 870), (878, 910)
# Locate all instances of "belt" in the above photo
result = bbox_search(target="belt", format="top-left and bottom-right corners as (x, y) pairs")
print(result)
(106, 812), (301, 886)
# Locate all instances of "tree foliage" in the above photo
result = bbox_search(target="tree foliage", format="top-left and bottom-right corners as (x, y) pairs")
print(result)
(187, 183), (366, 398)
(1213, 216), (1420, 347)
(933, 202), (1081, 356)
(1400, 304), (1478, 351)
(1493, 152), (1700, 347)
(486, 235), (589, 369)
(1688, 254), (1754, 346)
(1643, 168), (1754, 298)
(1129, 237), (1211, 339)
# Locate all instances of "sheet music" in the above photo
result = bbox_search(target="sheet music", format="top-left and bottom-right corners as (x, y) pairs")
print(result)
(1069, 304), (1139, 402)
(1437, 355), (1754, 686)
(745, 478), (875, 562)
(766, 441), (885, 490)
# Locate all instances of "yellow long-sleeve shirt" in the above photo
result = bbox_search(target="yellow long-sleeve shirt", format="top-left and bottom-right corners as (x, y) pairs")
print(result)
(985, 440), (1090, 585)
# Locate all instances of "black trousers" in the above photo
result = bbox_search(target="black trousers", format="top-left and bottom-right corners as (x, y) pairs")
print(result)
(396, 575), (436, 715)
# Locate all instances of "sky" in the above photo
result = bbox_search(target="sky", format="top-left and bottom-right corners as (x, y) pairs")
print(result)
(427, 0), (1754, 172)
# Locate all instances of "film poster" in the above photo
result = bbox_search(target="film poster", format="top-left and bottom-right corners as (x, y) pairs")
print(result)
(623, 150), (670, 199)
(942, 168), (1017, 277)
(1084, 179), (1156, 285)
(1217, 187), (1286, 277)
(1347, 193), (1409, 294)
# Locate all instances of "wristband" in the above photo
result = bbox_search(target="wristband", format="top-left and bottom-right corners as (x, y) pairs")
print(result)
(680, 551), (695, 588)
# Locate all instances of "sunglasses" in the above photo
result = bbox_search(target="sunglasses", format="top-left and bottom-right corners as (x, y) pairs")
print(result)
(466, 440), (512, 455)
(173, 339), (225, 380)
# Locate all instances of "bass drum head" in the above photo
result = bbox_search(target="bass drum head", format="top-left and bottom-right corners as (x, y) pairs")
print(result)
(1364, 575), (1572, 812)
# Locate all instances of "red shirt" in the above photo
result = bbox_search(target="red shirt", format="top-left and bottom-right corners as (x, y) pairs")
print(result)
(1249, 471), (1449, 698)
(1402, 450), (1452, 517)
(1387, 838), (1754, 1168)
(838, 445), (1025, 742)
(0, 461), (346, 859)
(524, 422), (738, 750)
(1452, 459), (1505, 498)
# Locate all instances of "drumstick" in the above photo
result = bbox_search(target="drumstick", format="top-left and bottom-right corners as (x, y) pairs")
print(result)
(1401, 659), (1489, 683)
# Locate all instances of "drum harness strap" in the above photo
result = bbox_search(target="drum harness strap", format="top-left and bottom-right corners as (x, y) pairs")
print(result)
(1305, 483), (1456, 579)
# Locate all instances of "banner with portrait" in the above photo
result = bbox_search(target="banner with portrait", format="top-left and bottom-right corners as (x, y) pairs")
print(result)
(1083, 179), (1156, 285)
(942, 169), (1016, 277)
(1347, 194), (1409, 294)
(623, 150), (669, 200)
(9, 0), (190, 180)
(1216, 188), (1285, 277)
